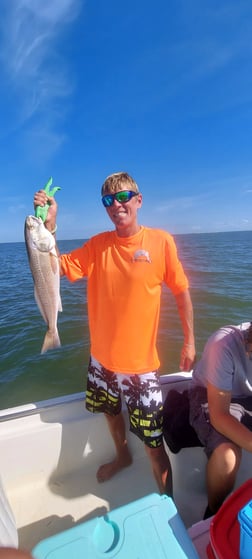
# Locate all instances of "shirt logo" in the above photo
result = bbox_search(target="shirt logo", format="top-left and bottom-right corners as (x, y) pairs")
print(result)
(132, 249), (151, 263)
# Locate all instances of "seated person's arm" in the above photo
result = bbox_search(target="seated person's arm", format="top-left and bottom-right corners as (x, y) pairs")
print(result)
(207, 382), (252, 452)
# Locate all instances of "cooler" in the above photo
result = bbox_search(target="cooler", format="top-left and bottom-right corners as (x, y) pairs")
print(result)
(32, 493), (200, 559)
(207, 478), (252, 559)
(238, 499), (252, 559)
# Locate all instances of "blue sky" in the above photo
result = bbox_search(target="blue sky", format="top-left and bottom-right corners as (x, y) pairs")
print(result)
(1, 0), (252, 242)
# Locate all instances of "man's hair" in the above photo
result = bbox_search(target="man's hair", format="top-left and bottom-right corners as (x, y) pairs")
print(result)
(101, 172), (139, 195)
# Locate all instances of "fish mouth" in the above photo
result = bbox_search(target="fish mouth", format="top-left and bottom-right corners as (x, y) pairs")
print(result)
(25, 215), (42, 229)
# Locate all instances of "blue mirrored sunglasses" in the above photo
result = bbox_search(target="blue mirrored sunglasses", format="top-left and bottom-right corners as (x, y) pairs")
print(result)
(102, 190), (138, 207)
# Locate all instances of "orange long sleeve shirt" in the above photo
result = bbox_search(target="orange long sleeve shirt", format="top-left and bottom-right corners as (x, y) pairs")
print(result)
(60, 226), (189, 373)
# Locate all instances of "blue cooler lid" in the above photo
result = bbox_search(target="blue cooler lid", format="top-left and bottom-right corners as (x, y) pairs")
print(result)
(32, 493), (200, 559)
(238, 500), (252, 528)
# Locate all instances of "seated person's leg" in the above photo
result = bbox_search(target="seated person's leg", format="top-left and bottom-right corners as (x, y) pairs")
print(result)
(206, 441), (242, 515)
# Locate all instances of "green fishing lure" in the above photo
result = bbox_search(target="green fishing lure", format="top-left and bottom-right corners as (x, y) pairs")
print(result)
(35, 177), (61, 222)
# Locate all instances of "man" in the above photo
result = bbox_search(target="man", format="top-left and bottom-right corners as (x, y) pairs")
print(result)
(189, 321), (252, 518)
(34, 172), (195, 496)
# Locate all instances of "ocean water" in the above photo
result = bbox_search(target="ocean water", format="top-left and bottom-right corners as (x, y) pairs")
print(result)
(1, 231), (252, 410)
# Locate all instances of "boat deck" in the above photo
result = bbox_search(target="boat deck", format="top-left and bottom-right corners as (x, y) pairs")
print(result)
(14, 452), (157, 550)
(6, 427), (209, 552)
(1, 375), (251, 557)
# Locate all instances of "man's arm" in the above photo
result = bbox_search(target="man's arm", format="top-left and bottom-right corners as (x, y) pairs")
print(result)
(175, 289), (196, 371)
(208, 382), (252, 452)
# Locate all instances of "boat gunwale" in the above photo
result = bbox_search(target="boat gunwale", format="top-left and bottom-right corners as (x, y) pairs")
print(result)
(0, 371), (192, 422)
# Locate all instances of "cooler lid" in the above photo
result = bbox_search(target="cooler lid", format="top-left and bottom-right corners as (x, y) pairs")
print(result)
(209, 478), (252, 559)
(238, 499), (252, 525)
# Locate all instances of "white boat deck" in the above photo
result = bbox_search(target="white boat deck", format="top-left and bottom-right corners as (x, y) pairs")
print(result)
(8, 437), (209, 552)
(0, 373), (251, 557)
(13, 451), (157, 550)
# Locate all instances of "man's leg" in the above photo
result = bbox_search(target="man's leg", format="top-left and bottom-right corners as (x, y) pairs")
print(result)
(120, 370), (172, 495)
(145, 443), (173, 496)
(86, 358), (132, 482)
(96, 412), (132, 482)
(206, 441), (242, 514)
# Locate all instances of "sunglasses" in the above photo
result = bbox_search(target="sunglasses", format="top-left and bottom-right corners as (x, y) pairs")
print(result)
(102, 190), (138, 207)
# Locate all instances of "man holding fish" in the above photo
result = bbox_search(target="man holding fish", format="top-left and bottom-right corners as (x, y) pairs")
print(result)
(33, 172), (195, 496)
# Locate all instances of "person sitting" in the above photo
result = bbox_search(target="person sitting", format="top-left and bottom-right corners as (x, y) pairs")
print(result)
(189, 321), (252, 518)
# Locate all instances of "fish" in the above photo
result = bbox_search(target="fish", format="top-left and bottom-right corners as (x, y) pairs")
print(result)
(24, 215), (62, 354)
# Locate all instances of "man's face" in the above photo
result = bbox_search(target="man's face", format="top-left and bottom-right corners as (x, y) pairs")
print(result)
(104, 186), (142, 236)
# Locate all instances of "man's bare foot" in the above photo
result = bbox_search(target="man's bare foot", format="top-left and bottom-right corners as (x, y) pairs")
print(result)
(96, 450), (132, 482)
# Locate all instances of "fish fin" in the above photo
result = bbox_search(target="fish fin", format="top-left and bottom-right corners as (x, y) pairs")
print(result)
(41, 329), (61, 354)
(49, 251), (59, 274)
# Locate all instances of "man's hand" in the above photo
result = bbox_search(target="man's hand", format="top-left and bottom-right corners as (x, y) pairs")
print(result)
(33, 190), (57, 233)
(179, 342), (196, 372)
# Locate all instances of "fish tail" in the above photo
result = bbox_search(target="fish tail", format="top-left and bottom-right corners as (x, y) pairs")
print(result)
(41, 329), (61, 354)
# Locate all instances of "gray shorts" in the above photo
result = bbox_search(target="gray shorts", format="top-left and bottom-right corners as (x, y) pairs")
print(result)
(189, 386), (252, 458)
(86, 356), (164, 448)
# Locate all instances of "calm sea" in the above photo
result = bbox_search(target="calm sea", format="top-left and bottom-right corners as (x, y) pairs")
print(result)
(1, 231), (252, 410)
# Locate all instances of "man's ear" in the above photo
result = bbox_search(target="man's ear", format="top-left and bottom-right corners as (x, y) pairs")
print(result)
(137, 193), (143, 208)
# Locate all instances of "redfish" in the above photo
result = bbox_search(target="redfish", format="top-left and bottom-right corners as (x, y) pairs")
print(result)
(24, 215), (62, 353)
